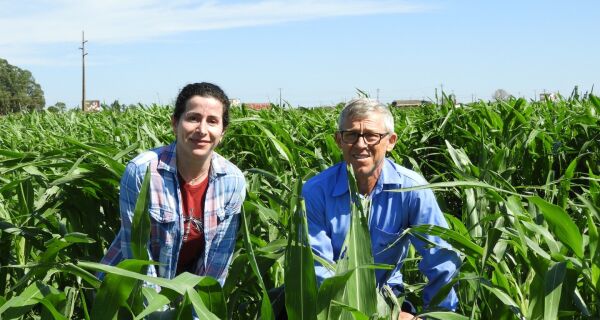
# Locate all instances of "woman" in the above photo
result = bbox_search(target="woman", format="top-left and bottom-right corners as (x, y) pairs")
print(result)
(101, 82), (246, 286)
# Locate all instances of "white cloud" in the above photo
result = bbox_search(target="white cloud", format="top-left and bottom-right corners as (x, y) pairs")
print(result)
(0, 0), (431, 45)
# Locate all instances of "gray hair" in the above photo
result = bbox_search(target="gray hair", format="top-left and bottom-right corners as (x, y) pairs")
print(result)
(338, 98), (395, 132)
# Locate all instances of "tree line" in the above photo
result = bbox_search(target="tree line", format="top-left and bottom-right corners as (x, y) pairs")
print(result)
(0, 58), (45, 115)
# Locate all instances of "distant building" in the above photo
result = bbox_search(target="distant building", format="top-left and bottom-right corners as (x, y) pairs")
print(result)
(539, 92), (558, 102)
(390, 100), (431, 108)
(244, 102), (272, 110)
(230, 98), (241, 107)
(84, 100), (100, 112)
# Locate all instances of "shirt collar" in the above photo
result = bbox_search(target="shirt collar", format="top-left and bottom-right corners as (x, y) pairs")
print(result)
(157, 143), (177, 173)
(375, 159), (403, 193)
(381, 158), (403, 185)
(332, 163), (349, 197)
(209, 152), (228, 177)
(331, 159), (402, 197)
(156, 142), (227, 178)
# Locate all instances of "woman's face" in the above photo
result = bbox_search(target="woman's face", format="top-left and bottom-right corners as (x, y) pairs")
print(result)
(172, 95), (224, 163)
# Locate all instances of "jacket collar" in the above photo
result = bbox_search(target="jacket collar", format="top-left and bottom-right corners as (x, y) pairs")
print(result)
(331, 159), (402, 197)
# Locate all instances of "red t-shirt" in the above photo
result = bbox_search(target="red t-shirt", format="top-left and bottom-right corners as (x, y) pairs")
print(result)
(176, 175), (208, 274)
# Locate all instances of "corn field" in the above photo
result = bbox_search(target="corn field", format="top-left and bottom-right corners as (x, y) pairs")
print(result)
(0, 94), (599, 319)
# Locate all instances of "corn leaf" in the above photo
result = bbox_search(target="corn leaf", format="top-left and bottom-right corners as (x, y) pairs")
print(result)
(134, 288), (170, 320)
(317, 270), (354, 320)
(185, 287), (221, 320)
(544, 261), (566, 320)
(285, 199), (318, 320)
(341, 165), (378, 317)
(91, 259), (152, 320)
(130, 167), (151, 261)
(0, 281), (43, 317)
(196, 276), (227, 319)
(528, 196), (583, 258)
(241, 206), (274, 320)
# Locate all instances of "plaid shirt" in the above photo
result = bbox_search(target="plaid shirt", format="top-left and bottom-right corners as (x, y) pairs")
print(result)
(101, 143), (246, 286)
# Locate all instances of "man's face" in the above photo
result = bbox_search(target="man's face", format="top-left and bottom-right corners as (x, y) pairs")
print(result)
(335, 111), (397, 180)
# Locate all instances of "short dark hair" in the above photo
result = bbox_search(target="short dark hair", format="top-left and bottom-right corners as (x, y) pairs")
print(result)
(173, 82), (231, 129)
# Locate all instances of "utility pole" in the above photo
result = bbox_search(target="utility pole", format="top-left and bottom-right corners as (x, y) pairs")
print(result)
(79, 31), (88, 111)
(278, 88), (282, 107)
(376, 88), (380, 101)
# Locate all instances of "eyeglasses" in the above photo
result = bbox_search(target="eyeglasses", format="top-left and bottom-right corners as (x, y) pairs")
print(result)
(338, 130), (389, 145)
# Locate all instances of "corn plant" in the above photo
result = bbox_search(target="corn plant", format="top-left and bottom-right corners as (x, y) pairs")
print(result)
(0, 94), (598, 318)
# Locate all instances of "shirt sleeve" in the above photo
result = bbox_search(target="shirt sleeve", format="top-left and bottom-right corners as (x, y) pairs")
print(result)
(303, 183), (335, 285)
(98, 161), (146, 279)
(407, 188), (461, 311)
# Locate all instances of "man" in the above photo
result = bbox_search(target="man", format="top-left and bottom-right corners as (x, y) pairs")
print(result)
(302, 98), (460, 317)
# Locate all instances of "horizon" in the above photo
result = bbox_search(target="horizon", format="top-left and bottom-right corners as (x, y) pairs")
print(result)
(1, 0), (598, 108)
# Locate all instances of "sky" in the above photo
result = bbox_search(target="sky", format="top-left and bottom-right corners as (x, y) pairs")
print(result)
(1, 0), (598, 108)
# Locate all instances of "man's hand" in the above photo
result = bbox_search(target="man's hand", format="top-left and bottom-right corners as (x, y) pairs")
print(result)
(399, 311), (421, 320)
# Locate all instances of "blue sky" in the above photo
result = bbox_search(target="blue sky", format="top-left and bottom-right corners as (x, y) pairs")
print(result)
(1, 0), (598, 107)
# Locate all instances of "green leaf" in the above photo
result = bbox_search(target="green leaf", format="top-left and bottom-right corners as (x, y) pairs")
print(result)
(245, 201), (280, 224)
(40, 233), (95, 263)
(388, 179), (520, 197)
(59, 263), (102, 289)
(78, 261), (201, 294)
(445, 140), (472, 172)
(285, 199), (318, 320)
(131, 167), (151, 261)
(342, 165), (378, 316)
(22, 165), (46, 178)
(481, 225), (502, 269)
(482, 283), (523, 318)
(589, 94), (600, 108)
(0, 281), (43, 317)
(60, 136), (125, 177)
(34, 296), (68, 320)
(428, 277), (460, 310)
(185, 288), (221, 320)
(196, 276), (227, 319)
(0, 149), (31, 159)
(241, 206), (274, 320)
(520, 221), (560, 255)
(558, 157), (578, 208)
(572, 287), (591, 317)
(134, 287), (170, 320)
(329, 300), (370, 320)
(410, 224), (483, 258)
(253, 122), (293, 163)
(587, 212), (599, 267)
(544, 261), (566, 320)
(528, 196), (583, 258)
(317, 270), (355, 320)
(91, 259), (153, 320)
